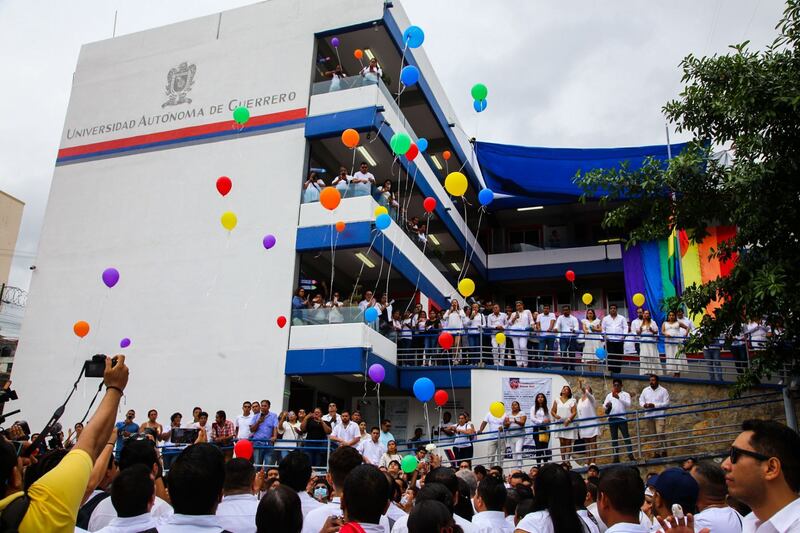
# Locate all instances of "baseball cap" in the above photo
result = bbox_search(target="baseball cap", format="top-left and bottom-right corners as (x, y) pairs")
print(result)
(652, 467), (699, 513)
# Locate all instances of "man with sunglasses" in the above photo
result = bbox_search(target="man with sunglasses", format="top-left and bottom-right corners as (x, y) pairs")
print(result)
(723, 419), (800, 533)
(235, 401), (255, 440)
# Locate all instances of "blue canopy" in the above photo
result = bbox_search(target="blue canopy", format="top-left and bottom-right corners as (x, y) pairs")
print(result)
(475, 141), (688, 210)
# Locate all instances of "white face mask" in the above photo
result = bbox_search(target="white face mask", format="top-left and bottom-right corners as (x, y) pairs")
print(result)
(313, 486), (328, 500)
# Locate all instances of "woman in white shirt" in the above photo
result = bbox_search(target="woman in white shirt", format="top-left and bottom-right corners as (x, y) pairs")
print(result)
(377, 179), (400, 217)
(637, 310), (662, 376)
(360, 57), (383, 84)
(508, 300), (534, 368)
(581, 309), (603, 372)
(515, 463), (585, 533)
(415, 310), (428, 366)
(275, 411), (302, 460)
(662, 310), (689, 377)
(529, 393), (552, 464)
(550, 386), (578, 464)
(379, 439), (404, 468)
(325, 291), (344, 324)
(461, 305), (475, 363)
(331, 167), (351, 199)
(576, 381), (598, 466)
(505, 401), (528, 469)
(442, 299), (467, 364)
(452, 412), (475, 461)
(302, 171), (325, 204)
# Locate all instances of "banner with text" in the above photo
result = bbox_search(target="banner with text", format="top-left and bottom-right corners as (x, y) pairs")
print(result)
(502, 376), (552, 413)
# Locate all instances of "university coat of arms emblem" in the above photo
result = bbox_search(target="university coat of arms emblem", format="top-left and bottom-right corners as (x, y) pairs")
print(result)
(162, 62), (196, 108)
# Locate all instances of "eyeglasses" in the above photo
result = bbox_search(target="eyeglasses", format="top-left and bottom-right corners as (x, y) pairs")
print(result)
(729, 446), (771, 464)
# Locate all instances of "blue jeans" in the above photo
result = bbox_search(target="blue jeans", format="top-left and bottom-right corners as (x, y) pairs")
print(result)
(559, 336), (578, 370)
(424, 335), (438, 364)
(609, 418), (634, 461)
(703, 348), (722, 381)
(730, 345), (748, 374)
(540, 336), (556, 364)
(252, 441), (278, 466)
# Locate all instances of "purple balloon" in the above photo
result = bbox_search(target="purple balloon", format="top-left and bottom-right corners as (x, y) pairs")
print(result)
(368, 363), (385, 383)
(120, 338), (131, 348)
(102, 267), (120, 288)
(262, 234), (277, 250)
(331, 37), (340, 48)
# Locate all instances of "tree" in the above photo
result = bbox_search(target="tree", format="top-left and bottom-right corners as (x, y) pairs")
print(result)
(576, 2), (800, 393)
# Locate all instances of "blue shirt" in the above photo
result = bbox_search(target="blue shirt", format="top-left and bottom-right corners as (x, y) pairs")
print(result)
(250, 411), (278, 441)
(115, 421), (139, 451)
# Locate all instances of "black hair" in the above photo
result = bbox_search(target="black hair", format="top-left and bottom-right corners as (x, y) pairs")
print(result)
(473, 465), (487, 477)
(224, 458), (255, 492)
(504, 488), (521, 517)
(167, 443), (225, 515)
(532, 463), (583, 533)
(278, 450), (312, 492)
(455, 477), (474, 520)
(328, 445), (363, 490)
(477, 474), (506, 512)
(586, 481), (598, 502)
(111, 464), (153, 518)
(24, 449), (68, 491)
(598, 466), (644, 519)
(490, 465), (504, 476)
(415, 482), (453, 511)
(388, 460), (400, 468)
(256, 484), (302, 533)
(216, 410), (226, 420)
(426, 467), (459, 497)
(407, 500), (457, 533)
(342, 465), (389, 524)
(612, 378), (623, 387)
(119, 439), (158, 471)
(171, 412), (182, 423)
(568, 471), (589, 510)
(199, 411), (208, 419)
(147, 409), (157, 417)
(692, 460), (727, 501)
(742, 419), (800, 492)
(516, 498), (536, 522)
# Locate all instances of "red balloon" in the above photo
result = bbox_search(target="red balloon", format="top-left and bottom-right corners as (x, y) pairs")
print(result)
(423, 197), (437, 213)
(216, 176), (232, 196)
(234, 439), (254, 460)
(277, 315), (287, 328)
(406, 143), (419, 161)
(565, 270), (576, 282)
(434, 389), (449, 407)
(438, 331), (454, 350)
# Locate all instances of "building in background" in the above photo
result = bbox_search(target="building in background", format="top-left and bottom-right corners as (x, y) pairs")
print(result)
(0, 190), (24, 377)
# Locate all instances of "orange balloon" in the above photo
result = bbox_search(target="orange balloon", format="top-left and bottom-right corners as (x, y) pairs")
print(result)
(335, 221), (346, 232)
(354, 49), (363, 60)
(73, 320), (90, 338)
(442, 150), (451, 160)
(341, 128), (360, 149)
(320, 187), (342, 211)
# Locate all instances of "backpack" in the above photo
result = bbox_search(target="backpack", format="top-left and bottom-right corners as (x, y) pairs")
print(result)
(76, 491), (111, 530)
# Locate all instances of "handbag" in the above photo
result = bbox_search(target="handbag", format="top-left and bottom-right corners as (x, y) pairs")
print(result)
(538, 431), (550, 443)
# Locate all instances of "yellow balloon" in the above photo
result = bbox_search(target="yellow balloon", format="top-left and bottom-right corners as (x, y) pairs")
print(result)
(632, 292), (646, 307)
(458, 277), (475, 297)
(220, 211), (237, 231)
(582, 292), (593, 305)
(374, 206), (389, 217)
(444, 172), (468, 197)
(489, 401), (505, 418)
(495, 332), (506, 344)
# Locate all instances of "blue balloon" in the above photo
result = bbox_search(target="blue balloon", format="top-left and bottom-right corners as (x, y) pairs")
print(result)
(413, 377), (435, 402)
(375, 213), (392, 231)
(417, 138), (429, 152)
(473, 99), (487, 113)
(403, 26), (425, 49)
(596, 347), (608, 361)
(400, 65), (420, 86)
(365, 307), (379, 322)
(478, 188), (494, 206)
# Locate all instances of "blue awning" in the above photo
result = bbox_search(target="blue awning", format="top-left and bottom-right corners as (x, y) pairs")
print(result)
(475, 141), (688, 210)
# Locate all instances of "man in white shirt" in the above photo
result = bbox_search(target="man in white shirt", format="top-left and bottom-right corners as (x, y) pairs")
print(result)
(603, 379), (635, 463)
(594, 466), (650, 533)
(351, 161), (376, 197)
(639, 375), (670, 459)
(722, 420), (800, 533)
(690, 461), (743, 533)
(95, 465), (157, 533)
(601, 305), (629, 373)
(361, 427), (387, 465)
(629, 308), (644, 355)
(216, 459), (259, 533)
(322, 402), (343, 427)
(487, 304), (508, 367)
(555, 304), (581, 370)
(279, 450), (324, 518)
(537, 304), (557, 363)
(234, 401), (256, 440)
(478, 408), (507, 468)
(330, 411), (361, 447)
(191, 411), (213, 438)
(471, 475), (512, 532)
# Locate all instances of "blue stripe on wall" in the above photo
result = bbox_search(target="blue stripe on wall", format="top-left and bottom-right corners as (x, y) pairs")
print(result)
(399, 366), (472, 390)
(295, 221), (373, 251)
(285, 347), (399, 388)
(488, 259), (624, 282)
(305, 107), (382, 139)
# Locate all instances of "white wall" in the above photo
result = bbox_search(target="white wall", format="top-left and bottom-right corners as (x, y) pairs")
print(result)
(288, 323), (397, 365)
(488, 244), (623, 268)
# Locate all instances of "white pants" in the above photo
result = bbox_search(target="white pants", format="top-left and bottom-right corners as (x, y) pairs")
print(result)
(487, 436), (505, 467)
(512, 335), (528, 367)
(509, 437), (525, 468)
(491, 337), (506, 366)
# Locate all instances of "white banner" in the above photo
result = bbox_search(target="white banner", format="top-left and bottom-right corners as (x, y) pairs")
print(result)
(502, 376), (552, 413)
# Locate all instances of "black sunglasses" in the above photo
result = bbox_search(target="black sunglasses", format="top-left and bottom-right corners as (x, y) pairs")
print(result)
(730, 446), (771, 464)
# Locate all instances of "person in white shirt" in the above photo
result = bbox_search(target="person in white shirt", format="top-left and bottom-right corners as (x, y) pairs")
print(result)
(550, 386), (578, 463)
(278, 450), (324, 518)
(360, 57), (383, 84)
(568, 470), (601, 533)
(629, 308), (644, 355)
(594, 466), (650, 533)
(302, 171), (326, 204)
(276, 411), (303, 459)
(582, 309), (603, 372)
(487, 304), (508, 366)
(442, 299), (467, 364)
(322, 402), (343, 427)
(469, 302), (487, 365)
(351, 161), (376, 197)
(332, 166), (351, 198)
(235, 401), (256, 441)
(324, 64), (348, 92)
(508, 301), (534, 368)
(515, 463), (586, 533)
(479, 407), (508, 468)
(95, 464), (158, 533)
(744, 317), (769, 352)
(636, 310), (662, 376)
(326, 291), (345, 324)
(603, 379), (635, 463)
(330, 411), (361, 447)
(536, 304), (557, 364)
(722, 420), (800, 533)
(379, 439), (403, 468)
(215, 459), (260, 533)
(639, 375), (670, 459)
(504, 401), (527, 469)
(690, 461), (743, 533)
(576, 380), (599, 466)
(601, 305), (629, 374)
(529, 393), (552, 465)
(472, 475), (512, 532)
(555, 305), (580, 370)
(190, 411), (213, 439)
(361, 427), (387, 465)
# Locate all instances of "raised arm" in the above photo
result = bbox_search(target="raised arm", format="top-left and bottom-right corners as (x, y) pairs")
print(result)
(75, 356), (129, 461)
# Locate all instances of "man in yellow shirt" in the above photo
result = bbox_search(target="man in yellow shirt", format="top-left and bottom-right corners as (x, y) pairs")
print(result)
(0, 355), (129, 532)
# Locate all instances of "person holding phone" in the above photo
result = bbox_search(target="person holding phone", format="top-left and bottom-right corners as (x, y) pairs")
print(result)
(114, 410), (139, 456)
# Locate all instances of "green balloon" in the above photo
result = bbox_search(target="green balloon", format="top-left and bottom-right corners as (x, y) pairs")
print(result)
(401, 454), (419, 474)
(233, 106), (250, 125)
(390, 132), (412, 155)
(471, 83), (488, 101)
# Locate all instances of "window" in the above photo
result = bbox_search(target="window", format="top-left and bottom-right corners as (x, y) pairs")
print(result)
(507, 227), (542, 252)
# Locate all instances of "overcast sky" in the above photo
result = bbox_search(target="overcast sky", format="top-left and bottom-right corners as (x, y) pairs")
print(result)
(0, 0), (785, 290)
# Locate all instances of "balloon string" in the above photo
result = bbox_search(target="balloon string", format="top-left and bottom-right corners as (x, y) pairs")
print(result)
(424, 402), (431, 443)
(447, 356), (457, 419)
(385, 225), (396, 299)
(403, 212), (431, 316)
(370, 232), (387, 298)
(350, 147), (357, 179)
(402, 166), (419, 220)
(376, 383), (382, 433)
(349, 231), (380, 307)
(458, 198), (469, 282)
(461, 207), (484, 280)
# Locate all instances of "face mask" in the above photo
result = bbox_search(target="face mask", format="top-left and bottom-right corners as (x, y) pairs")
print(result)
(313, 486), (328, 499)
